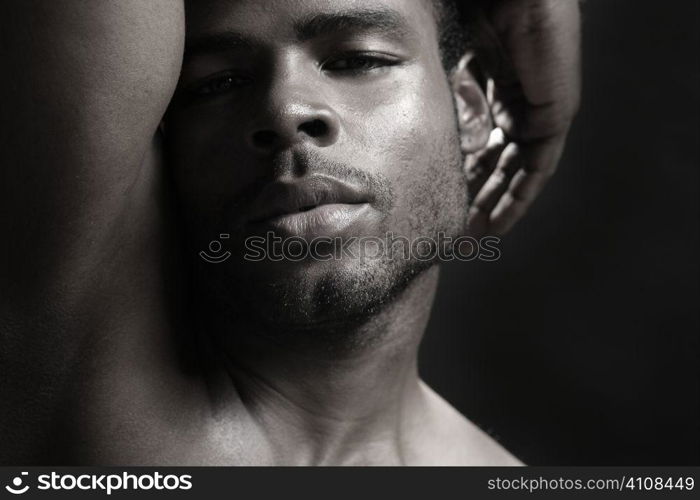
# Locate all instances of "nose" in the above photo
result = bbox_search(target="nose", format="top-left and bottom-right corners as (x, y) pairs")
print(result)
(247, 84), (341, 154)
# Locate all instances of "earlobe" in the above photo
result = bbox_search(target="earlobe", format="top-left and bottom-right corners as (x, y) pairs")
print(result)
(451, 53), (492, 154)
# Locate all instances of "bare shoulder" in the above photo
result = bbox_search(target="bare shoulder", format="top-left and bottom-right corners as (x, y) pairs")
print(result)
(410, 380), (524, 466)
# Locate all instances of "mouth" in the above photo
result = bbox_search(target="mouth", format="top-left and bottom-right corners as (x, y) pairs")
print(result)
(247, 175), (373, 238)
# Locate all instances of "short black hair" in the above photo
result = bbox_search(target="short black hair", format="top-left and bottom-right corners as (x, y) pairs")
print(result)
(432, 0), (492, 71)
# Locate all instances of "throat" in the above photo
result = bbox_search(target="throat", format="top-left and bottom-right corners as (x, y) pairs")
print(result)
(195, 266), (441, 463)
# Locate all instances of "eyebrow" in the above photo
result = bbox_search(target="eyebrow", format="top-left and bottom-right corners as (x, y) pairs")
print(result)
(184, 7), (414, 58)
(294, 8), (413, 42)
(184, 32), (253, 59)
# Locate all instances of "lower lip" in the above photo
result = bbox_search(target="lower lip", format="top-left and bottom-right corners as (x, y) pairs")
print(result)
(250, 203), (372, 239)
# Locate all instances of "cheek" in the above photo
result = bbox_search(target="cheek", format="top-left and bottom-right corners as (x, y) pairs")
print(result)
(167, 110), (255, 213)
(344, 77), (466, 237)
(344, 73), (455, 159)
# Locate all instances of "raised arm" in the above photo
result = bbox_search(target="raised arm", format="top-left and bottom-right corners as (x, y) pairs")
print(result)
(0, 0), (184, 299)
(0, 0), (184, 462)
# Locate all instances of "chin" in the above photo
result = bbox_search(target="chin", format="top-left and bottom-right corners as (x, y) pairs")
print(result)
(216, 253), (432, 332)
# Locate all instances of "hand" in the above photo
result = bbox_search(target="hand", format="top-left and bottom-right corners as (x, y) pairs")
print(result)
(467, 0), (582, 237)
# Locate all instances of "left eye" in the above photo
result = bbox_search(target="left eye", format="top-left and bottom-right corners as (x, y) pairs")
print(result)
(188, 73), (251, 97)
(323, 55), (395, 72)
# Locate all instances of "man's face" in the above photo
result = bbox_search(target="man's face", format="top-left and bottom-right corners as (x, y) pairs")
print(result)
(166, 0), (470, 327)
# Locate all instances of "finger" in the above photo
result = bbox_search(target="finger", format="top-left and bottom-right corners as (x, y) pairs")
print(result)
(488, 78), (526, 137)
(467, 142), (521, 237)
(489, 134), (567, 235)
(465, 127), (508, 197)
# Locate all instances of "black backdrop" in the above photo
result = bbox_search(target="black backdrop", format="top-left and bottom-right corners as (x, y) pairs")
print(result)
(420, 0), (700, 465)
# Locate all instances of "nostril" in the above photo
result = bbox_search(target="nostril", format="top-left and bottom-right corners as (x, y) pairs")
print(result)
(252, 130), (277, 148)
(299, 119), (328, 138)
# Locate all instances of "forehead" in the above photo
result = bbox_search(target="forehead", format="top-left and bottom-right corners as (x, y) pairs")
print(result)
(184, 0), (439, 47)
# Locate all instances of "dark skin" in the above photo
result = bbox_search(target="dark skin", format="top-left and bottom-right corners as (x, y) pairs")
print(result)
(167, 0), (474, 328)
(165, 0), (513, 465)
(467, 0), (581, 236)
(0, 0), (579, 464)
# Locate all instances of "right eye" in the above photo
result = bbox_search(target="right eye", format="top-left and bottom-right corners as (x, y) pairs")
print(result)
(189, 72), (251, 97)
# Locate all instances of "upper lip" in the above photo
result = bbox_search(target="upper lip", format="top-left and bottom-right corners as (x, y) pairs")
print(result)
(247, 175), (369, 223)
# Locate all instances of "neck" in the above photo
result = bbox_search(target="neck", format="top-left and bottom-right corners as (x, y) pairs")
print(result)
(202, 265), (441, 465)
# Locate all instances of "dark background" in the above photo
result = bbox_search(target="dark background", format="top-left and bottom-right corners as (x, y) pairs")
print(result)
(420, 0), (700, 465)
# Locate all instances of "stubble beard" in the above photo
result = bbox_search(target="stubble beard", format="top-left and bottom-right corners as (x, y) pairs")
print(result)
(201, 123), (468, 347)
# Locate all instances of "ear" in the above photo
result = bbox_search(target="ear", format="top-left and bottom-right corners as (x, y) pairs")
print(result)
(450, 52), (492, 154)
